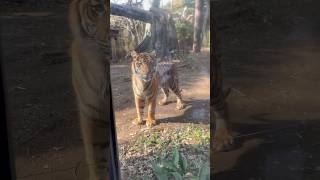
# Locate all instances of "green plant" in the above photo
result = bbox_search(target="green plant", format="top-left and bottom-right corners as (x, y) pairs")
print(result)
(151, 148), (210, 180)
(175, 19), (194, 47)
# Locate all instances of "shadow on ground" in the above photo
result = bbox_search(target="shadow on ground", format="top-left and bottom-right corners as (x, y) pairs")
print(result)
(156, 99), (209, 125)
(214, 116), (320, 180)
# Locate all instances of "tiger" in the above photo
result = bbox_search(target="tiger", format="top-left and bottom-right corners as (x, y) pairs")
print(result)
(211, 17), (233, 152)
(211, 56), (233, 152)
(131, 50), (184, 127)
(69, 0), (110, 179)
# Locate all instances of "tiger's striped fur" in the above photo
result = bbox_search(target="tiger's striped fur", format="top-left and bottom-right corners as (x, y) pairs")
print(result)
(212, 55), (233, 151)
(69, 0), (110, 179)
(156, 61), (184, 110)
(211, 18), (233, 152)
(131, 51), (184, 127)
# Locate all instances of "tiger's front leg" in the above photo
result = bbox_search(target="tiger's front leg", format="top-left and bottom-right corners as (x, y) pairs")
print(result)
(133, 96), (144, 125)
(213, 108), (233, 151)
(79, 112), (110, 180)
(158, 87), (169, 106)
(146, 96), (157, 127)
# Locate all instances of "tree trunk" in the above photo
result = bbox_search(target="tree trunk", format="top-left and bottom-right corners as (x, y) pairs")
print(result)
(202, 0), (210, 47)
(192, 0), (204, 53)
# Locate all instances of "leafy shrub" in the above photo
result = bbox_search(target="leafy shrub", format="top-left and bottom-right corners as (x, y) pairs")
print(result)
(151, 148), (210, 180)
(175, 19), (194, 48)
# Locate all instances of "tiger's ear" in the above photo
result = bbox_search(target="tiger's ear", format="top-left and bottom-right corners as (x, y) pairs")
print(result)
(131, 51), (138, 60)
(149, 50), (156, 57)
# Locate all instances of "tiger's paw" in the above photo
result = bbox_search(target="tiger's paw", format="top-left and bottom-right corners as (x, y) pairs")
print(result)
(132, 117), (143, 125)
(175, 100), (185, 110)
(158, 98), (168, 106)
(213, 127), (234, 152)
(146, 118), (156, 127)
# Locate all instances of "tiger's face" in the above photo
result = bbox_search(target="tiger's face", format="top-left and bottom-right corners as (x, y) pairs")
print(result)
(69, 0), (108, 41)
(131, 51), (157, 82)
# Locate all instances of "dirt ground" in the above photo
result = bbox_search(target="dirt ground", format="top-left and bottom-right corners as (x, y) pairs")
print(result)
(111, 53), (210, 179)
(111, 54), (210, 146)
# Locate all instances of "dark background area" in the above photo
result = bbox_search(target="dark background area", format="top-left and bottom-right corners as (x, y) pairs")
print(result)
(2, 1), (75, 156)
(2, 1), (91, 179)
(213, 0), (320, 180)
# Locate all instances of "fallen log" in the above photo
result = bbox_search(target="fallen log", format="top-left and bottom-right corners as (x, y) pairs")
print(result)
(110, 3), (152, 23)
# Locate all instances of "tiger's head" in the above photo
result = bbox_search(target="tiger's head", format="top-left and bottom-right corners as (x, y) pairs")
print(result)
(69, 0), (108, 41)
(131, 50), (157, 82)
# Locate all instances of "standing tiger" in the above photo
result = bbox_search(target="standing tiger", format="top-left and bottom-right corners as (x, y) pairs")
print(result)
(69, 0), (110, 179)
(131, 51), (184, 127)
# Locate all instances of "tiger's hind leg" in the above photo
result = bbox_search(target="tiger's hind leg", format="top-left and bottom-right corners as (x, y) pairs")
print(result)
(173, 89), (184, 110)
(170, 80), (185, 110)
(158, 87), (170, 106)
(133, 95), (144, 125)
